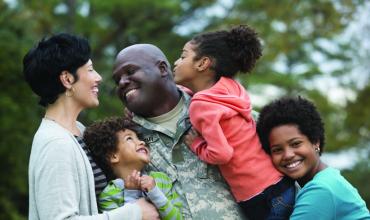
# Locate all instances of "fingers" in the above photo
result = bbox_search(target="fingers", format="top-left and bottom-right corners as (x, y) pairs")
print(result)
(124, 107), (134, 119)
(140, 175), (155, 192)
(125, 170), (141, 189)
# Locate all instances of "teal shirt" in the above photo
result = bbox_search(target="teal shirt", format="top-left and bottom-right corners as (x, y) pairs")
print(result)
(291, 167), (370, 219)
(99, 172), (183, 220)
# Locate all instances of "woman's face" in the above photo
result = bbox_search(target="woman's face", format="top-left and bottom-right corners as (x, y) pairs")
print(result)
(72, 59), (102, 108)
(268, 124), (321, 185)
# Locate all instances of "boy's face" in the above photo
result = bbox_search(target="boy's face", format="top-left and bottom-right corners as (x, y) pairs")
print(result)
(112, 129), (150, 169)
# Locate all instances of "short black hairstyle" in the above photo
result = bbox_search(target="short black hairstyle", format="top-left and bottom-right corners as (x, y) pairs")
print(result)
(23, 33), (91, 107)
(190, 24), (262, 80)
(83, 117), (141, 180)
(256, 96), (325, 155)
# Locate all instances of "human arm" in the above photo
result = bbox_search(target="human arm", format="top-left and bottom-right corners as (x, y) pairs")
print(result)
(33, 138), (141, 220)
(187, 100), (234, 164)
(98, 178), (141, 211)
(98, 178), (159, 220)
(142, 173), (183, 220)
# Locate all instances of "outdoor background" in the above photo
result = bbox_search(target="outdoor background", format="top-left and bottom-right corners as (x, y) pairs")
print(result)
(0, 0), (369, 219)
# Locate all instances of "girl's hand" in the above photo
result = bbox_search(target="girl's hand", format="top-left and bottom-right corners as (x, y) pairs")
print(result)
(184, 127), (199, 147)
(140, 175), (156, 192)
(124, 170), (141, 189)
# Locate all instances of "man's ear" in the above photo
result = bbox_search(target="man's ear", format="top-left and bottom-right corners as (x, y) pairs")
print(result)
(109, 153), (119, 164)
(158, 61), (169, 77)
(59, 71), (75, 88)
(196, 57), (212, 72)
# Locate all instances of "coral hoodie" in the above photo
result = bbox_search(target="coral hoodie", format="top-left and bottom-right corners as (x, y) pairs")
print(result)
(189, 77), (282, 202)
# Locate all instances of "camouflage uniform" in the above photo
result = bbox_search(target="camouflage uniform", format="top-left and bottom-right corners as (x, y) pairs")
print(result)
(133, 90), (244, 220)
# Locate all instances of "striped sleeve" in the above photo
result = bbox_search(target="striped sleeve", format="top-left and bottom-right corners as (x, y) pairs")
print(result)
(98, 179), (125, 212)
(75, 136), (107, 196)
(148, 172), (183, 220)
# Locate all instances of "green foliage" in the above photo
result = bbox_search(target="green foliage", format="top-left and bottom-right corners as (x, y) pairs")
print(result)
(0, 0), (368, 218)
(342, 158), (370, 209)
(204, 0), (363, 152)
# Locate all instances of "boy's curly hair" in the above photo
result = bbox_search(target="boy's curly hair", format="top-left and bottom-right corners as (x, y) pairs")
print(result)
(256, 96), (325, 155)
(83, 117), (141, 180)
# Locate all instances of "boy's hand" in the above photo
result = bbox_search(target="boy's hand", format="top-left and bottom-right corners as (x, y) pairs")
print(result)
(124, 170), (141, 189)
(184, 127), (199, 147)
(140, 175), (156, 192)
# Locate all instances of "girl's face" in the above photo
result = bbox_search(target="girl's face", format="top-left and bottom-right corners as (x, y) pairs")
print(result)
(268, 124), (321, 186)
(173, 41), (201, 89)
(72, 59), (102, 109)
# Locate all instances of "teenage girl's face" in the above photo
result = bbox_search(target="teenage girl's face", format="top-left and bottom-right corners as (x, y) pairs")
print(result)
(268, 124), (321, 186)
(173, 41), (200, 89)
(72, 59), (102, 108)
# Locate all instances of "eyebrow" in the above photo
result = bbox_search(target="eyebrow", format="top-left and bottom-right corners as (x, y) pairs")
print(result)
(113, 63), (134, 75)
(270, 137), (301, 148)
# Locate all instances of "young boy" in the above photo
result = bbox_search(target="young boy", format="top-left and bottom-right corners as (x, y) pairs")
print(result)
(83, 117), (183, 220)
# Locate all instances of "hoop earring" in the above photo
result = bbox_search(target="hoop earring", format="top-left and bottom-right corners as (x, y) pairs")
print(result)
(65, 87), (75, 97)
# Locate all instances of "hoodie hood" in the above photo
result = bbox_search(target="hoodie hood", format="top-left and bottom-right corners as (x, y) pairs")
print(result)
(192, 77), (252, 121)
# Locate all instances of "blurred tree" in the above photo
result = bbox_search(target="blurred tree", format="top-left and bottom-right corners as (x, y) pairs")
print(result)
(196, 0), (361, 152)
(342, 158), (370, 210)
(0, 0), (368, 218)
(0, 0), (216, 218)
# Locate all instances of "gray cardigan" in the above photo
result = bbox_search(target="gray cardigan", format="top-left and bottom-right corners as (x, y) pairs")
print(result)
(28, 119), (141, 220)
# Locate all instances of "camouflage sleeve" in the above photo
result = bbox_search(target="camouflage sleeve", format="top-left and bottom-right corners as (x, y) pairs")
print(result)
(148, 172), (183, 220)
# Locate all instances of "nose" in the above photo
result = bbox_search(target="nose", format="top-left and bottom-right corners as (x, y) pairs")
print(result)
(138, 139), (146, 146)
(282, 148), (295, 160)
(118, 74), (130, 86)
(174, 58), (180, 67)
(95, 71), (102, 82)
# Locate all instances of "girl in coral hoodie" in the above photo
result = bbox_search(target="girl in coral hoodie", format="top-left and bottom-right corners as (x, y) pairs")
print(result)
(173, 25), (296, 220)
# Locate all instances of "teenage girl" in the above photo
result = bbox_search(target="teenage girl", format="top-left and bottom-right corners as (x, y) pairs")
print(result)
(173, 25), (295, 220)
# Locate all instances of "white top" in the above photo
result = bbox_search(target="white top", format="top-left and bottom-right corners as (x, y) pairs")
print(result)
(28, 119), (141, 220)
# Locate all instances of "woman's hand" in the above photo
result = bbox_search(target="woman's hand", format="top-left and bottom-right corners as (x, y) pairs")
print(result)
(136, 198), (160, 220)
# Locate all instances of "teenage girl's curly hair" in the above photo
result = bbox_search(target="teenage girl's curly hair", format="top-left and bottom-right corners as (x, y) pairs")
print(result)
(190, 24), (262, 80)
(256, 96), (325, 155)
(83, 117), (141, 180)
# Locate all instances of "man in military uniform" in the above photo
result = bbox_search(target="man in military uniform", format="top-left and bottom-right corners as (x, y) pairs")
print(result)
(112, 44), (244, 219)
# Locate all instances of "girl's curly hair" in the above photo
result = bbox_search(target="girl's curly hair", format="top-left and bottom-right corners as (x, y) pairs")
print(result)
(190, 24), (262, 80)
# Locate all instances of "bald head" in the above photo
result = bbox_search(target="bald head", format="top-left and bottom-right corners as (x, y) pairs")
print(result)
(114, 44), (171, 72)
(112, 43), (180, 117)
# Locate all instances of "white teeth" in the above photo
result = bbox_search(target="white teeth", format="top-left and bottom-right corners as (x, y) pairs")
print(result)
(92, 88), (99, 92)
(286, 161), (301, 168)
(126, 89), (137, 98)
